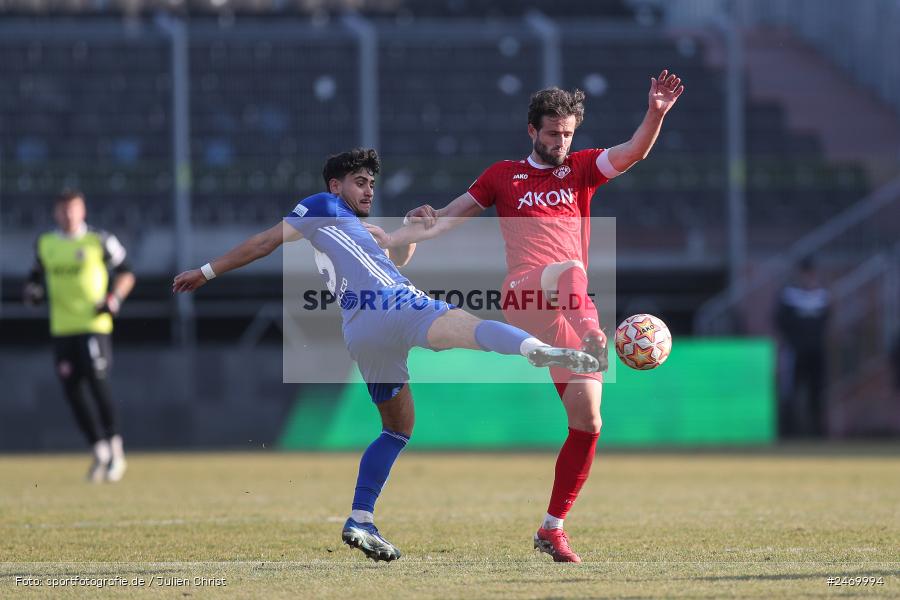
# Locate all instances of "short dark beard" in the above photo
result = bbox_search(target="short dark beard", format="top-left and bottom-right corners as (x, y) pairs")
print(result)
(337, 193), (370, 218)
(352, 199), (371, 218)
(533, 139), (566, 166)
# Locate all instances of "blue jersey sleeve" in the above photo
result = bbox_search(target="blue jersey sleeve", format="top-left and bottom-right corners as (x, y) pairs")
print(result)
(284, 193), (337, 238)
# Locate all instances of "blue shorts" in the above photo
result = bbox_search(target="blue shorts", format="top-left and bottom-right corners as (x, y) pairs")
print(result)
(343, 289), (454, 404)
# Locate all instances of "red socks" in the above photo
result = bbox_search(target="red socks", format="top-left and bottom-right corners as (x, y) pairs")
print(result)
(556, 267), (599, 339)
(547, 427), (600, 519)
(546, 268), (601, 518)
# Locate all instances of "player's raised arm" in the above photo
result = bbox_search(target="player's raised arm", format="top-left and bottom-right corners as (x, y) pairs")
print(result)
(362, 222), (417, 267)
(172, 220), (302, 293)
(376, 192), (484, 249)
(606, 69), (684, 174)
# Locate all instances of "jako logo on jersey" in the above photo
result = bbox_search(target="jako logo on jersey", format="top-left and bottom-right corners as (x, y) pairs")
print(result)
(508, 276), (527, 289)
(553, 165), (571, 179)
(513, 173), (528, 180)
(516, 188), (575, 210)
(337, 277), (349, 302)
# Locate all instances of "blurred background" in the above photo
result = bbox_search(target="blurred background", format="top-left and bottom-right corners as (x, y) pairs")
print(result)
(1, 0), (898, 450)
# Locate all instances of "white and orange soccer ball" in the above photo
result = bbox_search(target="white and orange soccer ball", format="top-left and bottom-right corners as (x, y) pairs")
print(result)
(614, 314), (672, 370)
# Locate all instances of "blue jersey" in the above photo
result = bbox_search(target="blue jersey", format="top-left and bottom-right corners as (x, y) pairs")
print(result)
(286, 192), (456, 404)
(285, 193), (415, 322)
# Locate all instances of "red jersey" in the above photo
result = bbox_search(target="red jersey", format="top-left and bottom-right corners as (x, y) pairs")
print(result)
(467, 148), (613, 275)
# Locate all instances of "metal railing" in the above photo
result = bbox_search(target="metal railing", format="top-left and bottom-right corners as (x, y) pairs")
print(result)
(694, 174), (900, 335)
(0, 13), (766, 356)
(826, 243), (900, 434)
(740, 0), (900, 119)
(665, 0), (900, 118)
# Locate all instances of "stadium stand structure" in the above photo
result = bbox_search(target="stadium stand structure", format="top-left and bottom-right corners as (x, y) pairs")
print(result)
(0, 28), (173, 229)
(0, 0), (635, 18)
(0, 19), (868, 246)
(0, 14), (873, 340)
(188, 24), (360, 224)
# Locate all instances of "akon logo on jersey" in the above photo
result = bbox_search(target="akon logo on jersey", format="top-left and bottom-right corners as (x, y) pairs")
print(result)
(515, 188), (575, 210)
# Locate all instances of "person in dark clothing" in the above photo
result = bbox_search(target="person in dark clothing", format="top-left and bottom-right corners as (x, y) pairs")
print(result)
(25, 190), (135, 482)
(774, 257), (831, 438)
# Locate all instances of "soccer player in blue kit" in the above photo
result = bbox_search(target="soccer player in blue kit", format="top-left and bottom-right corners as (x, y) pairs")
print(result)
(173, 148), (599, 561)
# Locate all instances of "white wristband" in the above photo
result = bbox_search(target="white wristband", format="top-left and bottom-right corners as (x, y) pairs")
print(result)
(200, 262), (217, 280)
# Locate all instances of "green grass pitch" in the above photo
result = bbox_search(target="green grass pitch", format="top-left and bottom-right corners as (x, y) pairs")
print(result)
(1, 449), (898, 598)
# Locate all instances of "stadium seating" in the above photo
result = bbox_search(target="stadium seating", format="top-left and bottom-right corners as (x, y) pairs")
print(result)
(188, 27), (359, 223)
(0, 31), (173, 229)
(0, 17), (869, 255)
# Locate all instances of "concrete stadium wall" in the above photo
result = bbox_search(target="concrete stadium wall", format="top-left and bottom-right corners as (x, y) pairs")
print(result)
(0, 345), (302, 451)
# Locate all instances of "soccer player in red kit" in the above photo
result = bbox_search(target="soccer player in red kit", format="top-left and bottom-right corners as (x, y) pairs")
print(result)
(370, 71), (684, 562)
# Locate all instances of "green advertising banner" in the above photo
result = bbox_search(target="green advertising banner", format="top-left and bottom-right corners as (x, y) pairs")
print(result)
(279, 338), (775, 449)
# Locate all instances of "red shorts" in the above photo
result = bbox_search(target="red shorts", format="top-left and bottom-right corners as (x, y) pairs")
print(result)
(501, 266), (603, 396)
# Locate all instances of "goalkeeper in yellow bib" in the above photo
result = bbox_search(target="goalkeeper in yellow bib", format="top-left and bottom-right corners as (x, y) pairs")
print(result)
(25, 190), (135, 482)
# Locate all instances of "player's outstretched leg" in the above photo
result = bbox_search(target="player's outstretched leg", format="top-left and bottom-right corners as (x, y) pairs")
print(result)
(426, 310), (600, 374)
(342, 384), (411, 562)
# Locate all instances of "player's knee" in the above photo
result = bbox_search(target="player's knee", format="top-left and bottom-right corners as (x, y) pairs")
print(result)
(570, 414), (602, 434)
(399, 413), (415, 436)
(381, 413), (414, 438)
(542, 259), (586, 291)
(392, 421), (414, 438)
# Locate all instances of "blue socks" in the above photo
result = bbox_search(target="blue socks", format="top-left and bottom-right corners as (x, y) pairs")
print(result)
(474, 320), (539, 356)
(350, 323), (544, 518)
(352, 428), (410, 513)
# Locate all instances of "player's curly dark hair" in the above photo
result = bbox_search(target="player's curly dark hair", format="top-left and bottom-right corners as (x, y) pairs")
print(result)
(322, 148), (381, 191)
(527, 87), (586, 130)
